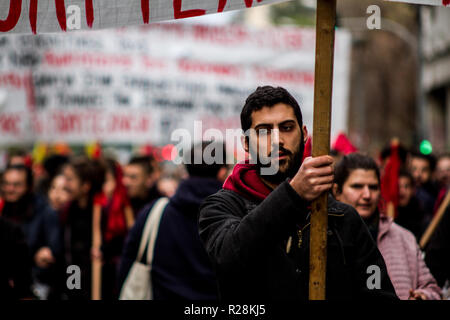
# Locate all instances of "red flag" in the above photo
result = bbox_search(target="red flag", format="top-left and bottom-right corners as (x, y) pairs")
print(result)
(332, 132), (357, 155)
(380, 142), (400, 218)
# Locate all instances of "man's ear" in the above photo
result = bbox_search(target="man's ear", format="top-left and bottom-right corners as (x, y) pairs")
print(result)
(241, 135), (249, 154)
(302, 125), (308, 144)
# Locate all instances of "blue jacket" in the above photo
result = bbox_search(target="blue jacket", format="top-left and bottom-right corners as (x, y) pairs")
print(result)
(118, 177), (221, 300)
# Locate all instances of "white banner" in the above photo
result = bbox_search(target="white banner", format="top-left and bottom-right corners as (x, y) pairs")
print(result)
(0, 0), (289, 34)
(386, 0), (450, 6)
(0, 22), (351, 146)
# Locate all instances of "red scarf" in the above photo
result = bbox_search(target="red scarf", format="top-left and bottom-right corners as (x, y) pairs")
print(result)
(223, 161), (272, 202)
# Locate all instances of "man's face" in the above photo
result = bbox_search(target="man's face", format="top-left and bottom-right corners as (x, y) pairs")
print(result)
(122, 164), (150, 199)
(244, 103), (307, 184)
(334, 169), (380, 219)
(398, 176), (414, 207)
(1, 169), (28, 203)
(435, 157), (450, 187)
(409, 157), (431, 186)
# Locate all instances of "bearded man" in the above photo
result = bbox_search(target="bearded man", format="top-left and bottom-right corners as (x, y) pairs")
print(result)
(198, 86), (398, 300)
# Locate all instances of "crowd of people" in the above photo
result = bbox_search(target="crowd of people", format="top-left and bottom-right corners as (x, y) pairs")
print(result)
(0, 86), (449, 301)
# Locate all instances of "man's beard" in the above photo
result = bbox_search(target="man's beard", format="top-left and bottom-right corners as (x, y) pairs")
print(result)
(253, 138), (305, 185)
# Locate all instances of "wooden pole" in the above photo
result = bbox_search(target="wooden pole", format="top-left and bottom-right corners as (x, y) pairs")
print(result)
(91, 203), (102, 300)
(420, 189), (450, 249)
(309, 0), (336, 301)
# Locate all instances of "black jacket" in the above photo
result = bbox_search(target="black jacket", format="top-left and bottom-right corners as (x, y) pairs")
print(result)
(119, 177), (221, 300)
(198, 181), (398, 300)
(0, 217), (33, 300)
(425, 205), (450, 287)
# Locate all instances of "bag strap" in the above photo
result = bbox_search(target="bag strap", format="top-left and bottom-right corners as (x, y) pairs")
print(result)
(136, 197), (169, 263)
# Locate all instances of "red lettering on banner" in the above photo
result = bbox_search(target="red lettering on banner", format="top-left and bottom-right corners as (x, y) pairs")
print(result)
(29, 0), (38, 34)
(85, 0), (94, 28)
(173, 0), (206, 19)
(0, 73), (26, 89)
(0, 115), (21, 135)
(55, 0), (67, 31)
(0, 0), (22, 32)
(254, 66), (314, 85)
(218, 0), (263, 12)
(141, 0), (150, 24)
(53, 113), (82, 134)
(178, 59), (241, 77)
(44, 52), (132, 68)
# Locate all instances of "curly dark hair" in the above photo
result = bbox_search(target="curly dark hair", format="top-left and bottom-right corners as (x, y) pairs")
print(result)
(240, 86), (303, 133)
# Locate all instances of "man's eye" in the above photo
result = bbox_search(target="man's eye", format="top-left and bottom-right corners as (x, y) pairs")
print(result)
(281, 125), (292, 131)
(258, 129), (270, 135)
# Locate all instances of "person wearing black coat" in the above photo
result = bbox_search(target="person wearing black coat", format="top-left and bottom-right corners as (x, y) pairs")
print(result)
(198, 86), (398, 300)
(425, 205), (450, 288)
(118, 142), (228, 300)
(0, 217), (34, 300)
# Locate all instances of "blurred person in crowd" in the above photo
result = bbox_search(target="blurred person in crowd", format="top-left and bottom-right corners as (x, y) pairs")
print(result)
(378, 142), (408, 177)
(0, 216), (34, 300)
(333, 153), (441, 300)
(35, 155), (69, 196)
(157, 176), (179, 198)
(119, 141), (228, 300)
(47, 173), (70, 213)
(7, 148), (32, 167)
(425, 204), (450, 290)
(122, 155), (162, 217)
(99, 158), (134, 300)
(0, 164), (62, 299)
(198, 86), (397, 300)
(395, 169), (427, 241)
(60, 156), (105, 300)
(433, 153), (450, 214)
(408, 151), (438, 224)
(435, 153), (450, 188)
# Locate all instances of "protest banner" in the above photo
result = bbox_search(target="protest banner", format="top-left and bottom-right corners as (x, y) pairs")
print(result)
(0, 23), (351, 146)
(0, 0), (289, 34)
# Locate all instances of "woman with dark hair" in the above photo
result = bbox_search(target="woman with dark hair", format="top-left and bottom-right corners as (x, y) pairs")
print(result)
(61, 156), (105, 300)
(99, 158), (134, 300)
(332, 153), (442, 300)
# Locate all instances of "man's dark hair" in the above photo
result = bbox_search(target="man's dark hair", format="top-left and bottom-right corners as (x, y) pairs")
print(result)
(128, 155), (156, 175)
(334, 153), (380, 194)
(240, 86), (303, 133)
(3, 164), (34, 192)
(184, 141), (227, 179)
(410, 150), (436, 172)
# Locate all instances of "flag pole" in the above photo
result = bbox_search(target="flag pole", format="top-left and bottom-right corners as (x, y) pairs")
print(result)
(309, 0), (336, 300)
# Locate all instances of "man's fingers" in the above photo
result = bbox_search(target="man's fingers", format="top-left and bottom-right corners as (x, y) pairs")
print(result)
(304, 155), (334, 168)
(311, 175), (334, 185)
